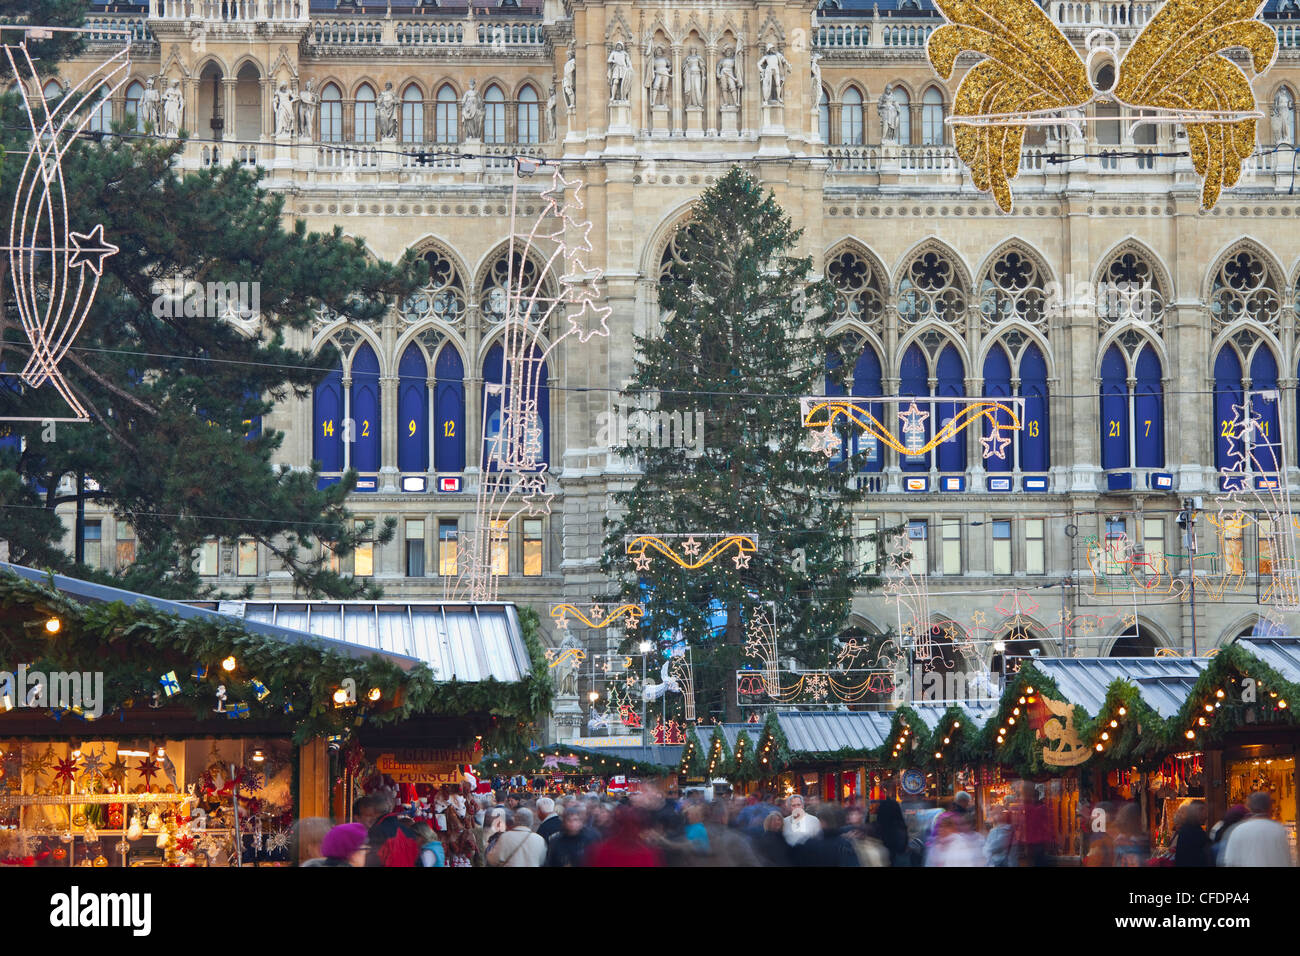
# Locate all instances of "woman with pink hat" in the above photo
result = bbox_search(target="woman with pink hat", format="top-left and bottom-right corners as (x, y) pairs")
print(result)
(302, 823), (370, 867)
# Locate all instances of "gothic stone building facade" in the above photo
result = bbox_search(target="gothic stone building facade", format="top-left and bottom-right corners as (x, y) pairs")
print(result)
(43, 0), (1300, 694)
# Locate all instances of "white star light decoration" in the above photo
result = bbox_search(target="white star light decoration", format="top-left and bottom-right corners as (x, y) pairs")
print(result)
(898, 402), (929, 452)
(980, 428), (1012, 460)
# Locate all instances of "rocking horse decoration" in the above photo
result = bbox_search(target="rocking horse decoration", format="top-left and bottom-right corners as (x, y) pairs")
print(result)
(1027, 693), (1091, 767)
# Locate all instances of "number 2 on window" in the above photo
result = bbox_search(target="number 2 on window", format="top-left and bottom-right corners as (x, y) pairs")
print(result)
(361, 420), (370, 438)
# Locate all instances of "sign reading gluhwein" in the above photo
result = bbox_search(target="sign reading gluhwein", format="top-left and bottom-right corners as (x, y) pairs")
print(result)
(375, 749), (477, 785)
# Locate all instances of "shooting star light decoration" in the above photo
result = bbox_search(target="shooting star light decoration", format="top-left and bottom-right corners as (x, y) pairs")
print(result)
(3, 26), (131, 423)
(449, 161), (612, 602)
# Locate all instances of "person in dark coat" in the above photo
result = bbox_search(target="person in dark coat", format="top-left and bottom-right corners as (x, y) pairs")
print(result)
(1174, 800), (1214, 867)
(754, 811), (793, 866)
(790, 804), (860, 867)
(545, 806), (598, 867)
(873, 793), (909, 866)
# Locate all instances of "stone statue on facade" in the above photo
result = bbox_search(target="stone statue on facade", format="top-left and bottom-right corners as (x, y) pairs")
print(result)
(562, 47), (577, 112)
(683, 47), (705, 109)
(810, 51), (823, 107)
(273, 81), (297, 137)
(140, 75), (161, 131)
(878, 83), (901, 145)
(162, 78), (184, 137)
(556, 631), (583, 698)
(546, 79), (558, 140)
(462, 78), (484, 140)
(1272, 87), (1295, 145)
(717, 44), (743, 108)
(297, 78), (318, 142)
(377, 81), (398, 140)
(607, 41), (633, 102)
(644, 43), (672, 109)
(757, 43), (791, 105)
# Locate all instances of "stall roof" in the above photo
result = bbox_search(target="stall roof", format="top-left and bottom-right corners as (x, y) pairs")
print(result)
(1235, 637), (1300, 684)
(1027, 657), (1208, 718)
(774, 710), (895, 754)
(906, 701), (1001, 730)
(543, 744), (683, 768)
(692, 722), (763, 754)
(189, 600), (531, 683)
(0, 562), (418, 668)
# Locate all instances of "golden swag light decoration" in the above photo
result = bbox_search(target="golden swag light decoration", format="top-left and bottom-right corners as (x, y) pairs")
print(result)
(927, 0), (1278, 212)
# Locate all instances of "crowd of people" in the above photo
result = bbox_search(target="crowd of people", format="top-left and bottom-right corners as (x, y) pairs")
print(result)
(290, 779), (1295, 867)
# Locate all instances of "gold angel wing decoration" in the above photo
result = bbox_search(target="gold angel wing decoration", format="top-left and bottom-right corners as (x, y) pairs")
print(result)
(928, 0), (1092, 212)
(1115, 0), (1277, 209)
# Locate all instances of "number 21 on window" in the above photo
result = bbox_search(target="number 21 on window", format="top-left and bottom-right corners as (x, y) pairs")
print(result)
(1108, 421), (1121, 437)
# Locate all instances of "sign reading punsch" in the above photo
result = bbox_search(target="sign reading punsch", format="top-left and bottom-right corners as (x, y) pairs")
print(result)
(376, 749), (478, 785)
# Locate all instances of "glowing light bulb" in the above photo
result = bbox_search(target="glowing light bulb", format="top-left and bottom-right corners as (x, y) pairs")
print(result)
(221, 656), (237, 672)
(44, 618), (61, 634)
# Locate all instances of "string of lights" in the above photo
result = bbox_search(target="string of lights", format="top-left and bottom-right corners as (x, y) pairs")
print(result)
(0, 497), (1277, 538)
(3, 344), (1296, 402)
(4, 122), (1300, 173)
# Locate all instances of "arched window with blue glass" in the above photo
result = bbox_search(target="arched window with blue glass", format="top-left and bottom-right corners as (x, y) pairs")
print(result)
(481, 342), (549, 472)
(1099, 340), (1164, 471)
(983, 341), (1050, 473)
(397, 343), (428, 474)
(1249, 347), (1281, 472)
(1019, 344), (1050, 471)
(312, 353), (344, 473)
(853, 343), (884, 472)
(1099, 344), (1129, 469)
(935, 345), (966, 472)
(1213, 346), (1244, 472)
(1133, 346), (1164, 467)
(899, 343), (931, 471)
(825, 340), (883, 472)
(982, 344), (1013, 474)
(1215, 339), (1282, 474)
(435, 344), (465, 472)
(349, 342), (381, 474)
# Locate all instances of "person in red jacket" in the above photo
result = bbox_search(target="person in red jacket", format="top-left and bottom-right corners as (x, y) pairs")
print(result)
(586, 806), (664, 868)
(1012, 781), (1054, 867)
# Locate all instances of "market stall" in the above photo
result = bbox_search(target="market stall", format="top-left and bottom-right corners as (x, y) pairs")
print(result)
(752, 710), (895, 801)
(982, 656), (1207, 860)
(0, 565), (551, 866)
(1180, 637), (1300, 862)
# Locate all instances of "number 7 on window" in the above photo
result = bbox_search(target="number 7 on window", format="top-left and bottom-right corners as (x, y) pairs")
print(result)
(1143, 420), (1151, 438)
